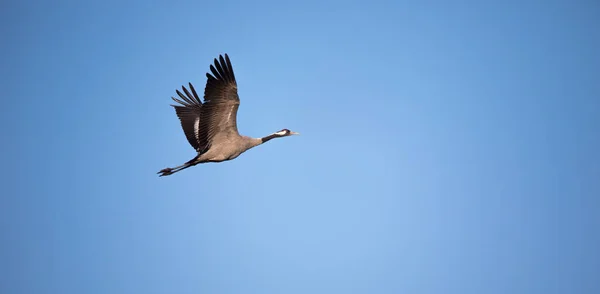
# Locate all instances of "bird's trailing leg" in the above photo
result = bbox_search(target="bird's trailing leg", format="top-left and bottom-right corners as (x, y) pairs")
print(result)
(157, 161), (195, 177)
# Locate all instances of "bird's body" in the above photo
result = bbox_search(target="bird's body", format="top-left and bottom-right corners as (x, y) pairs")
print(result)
(196, 135), (259, 162)
(158, 54), (297, 176)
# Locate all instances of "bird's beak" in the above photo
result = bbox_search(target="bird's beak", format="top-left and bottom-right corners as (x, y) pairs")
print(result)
(291, 131), (300, 135)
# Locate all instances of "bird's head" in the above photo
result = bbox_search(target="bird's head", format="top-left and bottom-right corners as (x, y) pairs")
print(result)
(261, 128), (299, 143)
(274, 129), (300, 137)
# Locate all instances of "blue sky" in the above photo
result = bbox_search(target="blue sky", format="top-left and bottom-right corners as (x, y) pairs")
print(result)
(2, 0), (599, 293)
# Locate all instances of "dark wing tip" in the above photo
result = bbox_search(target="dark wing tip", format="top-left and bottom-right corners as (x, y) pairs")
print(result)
(224, 54), (235, 82)
(219, 55), (226, 68)
(188, 82), (200, 102)
(209, 64), (222, 80)
(207, 54), (236, 84)
(214, 53), (235, 84)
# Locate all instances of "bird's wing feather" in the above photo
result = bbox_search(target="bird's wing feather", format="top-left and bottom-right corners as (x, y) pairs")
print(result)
(196, 54), (240, 153)
(171, 83), (203, 151)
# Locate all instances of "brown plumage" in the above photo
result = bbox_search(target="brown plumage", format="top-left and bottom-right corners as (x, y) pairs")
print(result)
(158, 54), (298, 176)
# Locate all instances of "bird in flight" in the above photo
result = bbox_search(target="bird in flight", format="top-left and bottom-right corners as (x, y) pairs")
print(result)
(158, 54), (298, 176)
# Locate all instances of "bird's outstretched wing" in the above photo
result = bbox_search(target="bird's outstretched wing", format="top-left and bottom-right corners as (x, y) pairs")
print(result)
(170, 54), (239, 154)
(171, 83), (203, 151)
(196, 54), (240, 153)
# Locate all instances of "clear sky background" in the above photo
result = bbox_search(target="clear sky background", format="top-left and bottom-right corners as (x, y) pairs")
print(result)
(1, 0), (599, 293)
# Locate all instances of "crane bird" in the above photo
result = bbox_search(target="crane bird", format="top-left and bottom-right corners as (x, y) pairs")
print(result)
(158, 54), (298, 176)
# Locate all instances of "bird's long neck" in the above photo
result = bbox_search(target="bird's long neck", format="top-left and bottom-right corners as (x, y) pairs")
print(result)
(260, 133), (282, 143)
(246, 132), (285, 148)
(242, 134), (278, 150)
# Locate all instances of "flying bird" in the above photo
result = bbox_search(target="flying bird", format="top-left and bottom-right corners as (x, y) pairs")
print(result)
(158, 54), (298, 176)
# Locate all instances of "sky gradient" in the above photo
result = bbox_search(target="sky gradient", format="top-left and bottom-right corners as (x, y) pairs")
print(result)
(2, 0), (599, 293)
